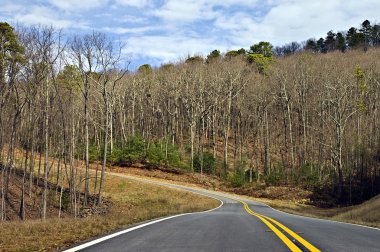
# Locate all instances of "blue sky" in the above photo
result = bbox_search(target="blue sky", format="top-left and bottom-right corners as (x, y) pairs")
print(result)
(1, 0), (379, 69)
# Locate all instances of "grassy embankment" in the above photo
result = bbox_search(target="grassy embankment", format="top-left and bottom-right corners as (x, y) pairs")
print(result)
(260, 195), (380, 228)
(0, 155), (220, 252)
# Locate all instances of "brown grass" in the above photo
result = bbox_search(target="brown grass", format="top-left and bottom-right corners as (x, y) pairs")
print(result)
(0, 173), (220, 252)
(255, 196), (380, 228)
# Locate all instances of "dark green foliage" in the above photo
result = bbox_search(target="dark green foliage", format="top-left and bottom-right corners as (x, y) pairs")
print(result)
(95, 136), (147, 164)
(324, 30), (336, 51)
(360, 20), (372, 45)
(0, 22), (24, 85)
(123, 136), (147, 163)
(346, 27), (365, 48)
(146, 141), (182, 166)
(164, 142), (182, 166)
(0, 22), (24, 60)
(336, 32), (347, 52)
(185, 55), (204, 64)
(372, 24), (380, 45)
(225, 48), (246, 59)
(193, 152), (216, 174)
(297, 163), (320, 188)
(206, 49), (221, 63)
(86, 136), (183, 168)
(304, 39), (318, 52)
(247, 41), (273, 74)
(264, 165), (285, 186)
(88, 144), (99, 162)
(316, 38), (326, 53)
(264, 173), (282, 186)
(249, 41), (273, 57)
(146, 143), (164, 164)
(108, 147), (124, 164)
(227, 170), (246, 187)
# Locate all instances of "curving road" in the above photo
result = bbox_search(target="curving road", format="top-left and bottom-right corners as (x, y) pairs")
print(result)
(63, 174), (380, 252)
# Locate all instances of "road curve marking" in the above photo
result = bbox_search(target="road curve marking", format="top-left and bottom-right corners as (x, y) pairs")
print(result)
(104, 173), (321, 251)
(242, 201), (302, 252)
(221, 194), (321, 252)
(261, 215), (321, 252)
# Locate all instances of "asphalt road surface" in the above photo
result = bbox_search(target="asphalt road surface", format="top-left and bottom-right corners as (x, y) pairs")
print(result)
(63, 174), (380, 252)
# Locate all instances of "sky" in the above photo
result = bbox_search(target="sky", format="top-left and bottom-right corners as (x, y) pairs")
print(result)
(1, 0), (379, 69)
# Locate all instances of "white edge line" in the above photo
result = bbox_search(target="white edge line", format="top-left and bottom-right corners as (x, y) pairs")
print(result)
(63, 193), (223, 252)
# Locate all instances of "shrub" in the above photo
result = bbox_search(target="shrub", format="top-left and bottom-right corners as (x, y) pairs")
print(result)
(123, 136), (146, 163)
(264, 172), (281, 186)
(298, 162), (319, 187)
(108, 147), (124, 164)
(164, 142), (181, 166)
(227, 170), (246, 187)
(146, 143), (164, 164)
(78, 136), (187, 169)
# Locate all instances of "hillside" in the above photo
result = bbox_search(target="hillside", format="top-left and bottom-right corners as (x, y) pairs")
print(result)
(334, 195), (380, 226)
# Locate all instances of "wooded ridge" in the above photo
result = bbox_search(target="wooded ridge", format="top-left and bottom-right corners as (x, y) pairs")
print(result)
(0, 20), (380, 222)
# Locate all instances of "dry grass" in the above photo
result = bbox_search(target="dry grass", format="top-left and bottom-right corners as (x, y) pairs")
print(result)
(0, 173), (220, 252)
(255, 195), (380, 228)
(334, 195), (380, 226)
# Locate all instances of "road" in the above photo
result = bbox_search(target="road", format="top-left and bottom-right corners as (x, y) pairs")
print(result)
(64, 174), (380, 252)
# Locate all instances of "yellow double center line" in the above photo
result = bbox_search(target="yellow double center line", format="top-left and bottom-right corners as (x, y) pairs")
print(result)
(232, 197), (321, 252)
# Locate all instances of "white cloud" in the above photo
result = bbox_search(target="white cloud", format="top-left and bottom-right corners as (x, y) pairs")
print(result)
(102, 26), (157, 34)
(124, 35), (227, 63)
(151, 0), (218, 22)
(14, 6), (74, 28)
(117, 15), (147, 24)
(212, 0), (380, 47)
(48, 0), (108, 11)
(1, 3), (24, 14)
(114, 0), (152, 8)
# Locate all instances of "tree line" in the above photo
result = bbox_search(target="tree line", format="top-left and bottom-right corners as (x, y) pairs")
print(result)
(1, 20), (380, 221)
(273, 19), (380, 56)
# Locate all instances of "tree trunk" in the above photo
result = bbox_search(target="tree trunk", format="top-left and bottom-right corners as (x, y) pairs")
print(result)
(98, 102), (109, 205)
(42, 76), (49, 221)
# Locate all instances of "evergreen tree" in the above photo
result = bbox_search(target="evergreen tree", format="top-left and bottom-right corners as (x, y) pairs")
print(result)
(336, 32), (347, 52)
(0, 22), (24, 87)
(372, 24), (380, 46)
(304, 38), (318, 52)
(360, 20), (372, 47)
(317, 38), (327, 53)
(249, 41), (273, 57)
(325, 30), (337, 51)
(206, 49), (221, 63)
(346, 27), (365, 48)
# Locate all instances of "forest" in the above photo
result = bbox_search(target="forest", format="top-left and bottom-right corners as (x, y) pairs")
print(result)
(0, 19), (380, 222)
